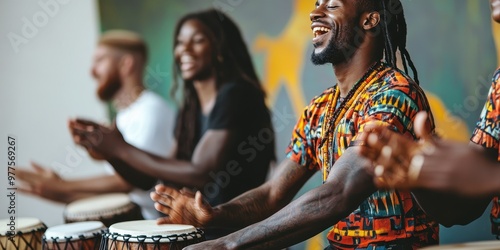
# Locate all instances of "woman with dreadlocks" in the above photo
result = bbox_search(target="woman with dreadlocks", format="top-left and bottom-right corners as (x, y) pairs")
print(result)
(70, 9), (276, 239)
(150, 0), (439, 249)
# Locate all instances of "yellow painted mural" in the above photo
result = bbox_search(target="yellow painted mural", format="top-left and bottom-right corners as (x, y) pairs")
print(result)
(426, 93), (469, 141)
(253, 0), (311, 115)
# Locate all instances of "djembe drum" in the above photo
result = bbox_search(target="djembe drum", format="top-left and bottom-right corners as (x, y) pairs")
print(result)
(0, 217), (47, 250)
(103, 220), (204, 250)
(43, 221), (107, 250)
(63, 193), (143, 227)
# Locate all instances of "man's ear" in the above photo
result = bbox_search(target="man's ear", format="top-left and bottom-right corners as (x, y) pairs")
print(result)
(118, 54), (135, 75)
(361, 11), (381, 31)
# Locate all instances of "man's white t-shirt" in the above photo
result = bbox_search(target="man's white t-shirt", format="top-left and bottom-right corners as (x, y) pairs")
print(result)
(110, 90), (174, 219)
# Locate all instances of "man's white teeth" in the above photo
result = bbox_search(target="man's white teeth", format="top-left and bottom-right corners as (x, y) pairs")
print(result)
(312, 26), (331, 36)
(180, 55), (194, 63)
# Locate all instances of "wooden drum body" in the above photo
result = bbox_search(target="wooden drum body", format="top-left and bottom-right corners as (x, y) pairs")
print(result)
(0, 217), (47, 250)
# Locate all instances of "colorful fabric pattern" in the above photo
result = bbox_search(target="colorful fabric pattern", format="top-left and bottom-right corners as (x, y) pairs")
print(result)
(286, 62), (439, 249)
(470, 67), (500, 236)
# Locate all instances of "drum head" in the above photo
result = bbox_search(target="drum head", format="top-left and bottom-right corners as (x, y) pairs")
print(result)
(109, 220), (199, 242)
(44, 221), (106, 241)
(422, 241), (500, 249)
(0, 217), (46, 235)
(65, 193), (133, 218)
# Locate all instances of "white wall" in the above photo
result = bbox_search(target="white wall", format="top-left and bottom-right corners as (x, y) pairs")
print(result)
(0, 0), (108, 227)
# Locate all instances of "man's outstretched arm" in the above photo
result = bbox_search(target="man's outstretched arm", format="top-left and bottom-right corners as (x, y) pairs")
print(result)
(181, 148), (375, 250)
(152, 159), (315, 229)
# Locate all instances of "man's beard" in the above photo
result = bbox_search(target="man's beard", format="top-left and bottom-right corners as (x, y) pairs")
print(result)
(97, 71), (121, 101)
(311, 25), (360, 66)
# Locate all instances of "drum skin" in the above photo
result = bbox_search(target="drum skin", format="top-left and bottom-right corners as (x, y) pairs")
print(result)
(63, 193), (143, 227)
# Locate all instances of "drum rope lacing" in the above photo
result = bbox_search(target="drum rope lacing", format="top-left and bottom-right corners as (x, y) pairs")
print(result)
(43, 229), (107, 250)
(101, 228), (205, 249)
(1, 226), (47, 250)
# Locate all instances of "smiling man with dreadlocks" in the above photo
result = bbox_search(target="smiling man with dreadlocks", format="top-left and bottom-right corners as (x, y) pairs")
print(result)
(152, 0), (438, 249)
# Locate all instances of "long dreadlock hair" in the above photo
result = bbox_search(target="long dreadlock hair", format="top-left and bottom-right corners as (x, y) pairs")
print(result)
(358, 0), (419, 84)
(171, 9), (269, 161)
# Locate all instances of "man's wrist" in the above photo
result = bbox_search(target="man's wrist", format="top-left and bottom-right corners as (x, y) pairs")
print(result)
(221, 238), (238, 250)
(205, 206), (222, 228)
(114, 142), (130, 161)
(59, 180), (75, 203)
